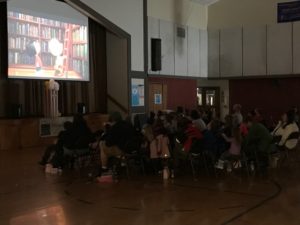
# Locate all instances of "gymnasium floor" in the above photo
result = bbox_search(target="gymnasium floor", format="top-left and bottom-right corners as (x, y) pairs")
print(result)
(1, 148), (300, 225)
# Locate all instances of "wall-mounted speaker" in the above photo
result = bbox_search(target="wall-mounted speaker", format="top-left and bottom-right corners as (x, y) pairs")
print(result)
(11, 104), (22, 118)
(151, 38), (161, 71)
(77, 103), (86, 114)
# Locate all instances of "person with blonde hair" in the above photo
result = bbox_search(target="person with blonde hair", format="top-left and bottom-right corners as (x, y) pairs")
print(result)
(232, 104), (243, 126)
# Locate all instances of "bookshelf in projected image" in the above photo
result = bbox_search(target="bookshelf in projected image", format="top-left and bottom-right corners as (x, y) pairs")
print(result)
(7, 11), (88, 80)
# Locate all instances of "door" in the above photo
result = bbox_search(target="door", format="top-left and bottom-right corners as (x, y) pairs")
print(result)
(197, 87), (220, 118)
(148, 83), (167, 113)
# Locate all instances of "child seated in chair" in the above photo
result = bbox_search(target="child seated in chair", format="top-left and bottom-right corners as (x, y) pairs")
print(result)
(215, 126), (242, 171)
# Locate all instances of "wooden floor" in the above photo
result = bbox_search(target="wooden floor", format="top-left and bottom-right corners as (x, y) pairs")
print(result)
(1, 148), (300, 225)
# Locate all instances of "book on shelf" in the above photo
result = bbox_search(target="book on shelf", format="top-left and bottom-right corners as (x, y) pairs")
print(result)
(72, 44), (88, 59)
(72, 59), (88, 76)
(8, 11), (38, 22)
(72, 26), (88, 42)
(40, 27), (64, 40)
(9, 52), (35, 65)
(9, 51), (55, 67)
(8, 37), (36, 50)
(41, 55), (55, 66)
(8, 21), (39, 37)
(8, 11), (66, 28)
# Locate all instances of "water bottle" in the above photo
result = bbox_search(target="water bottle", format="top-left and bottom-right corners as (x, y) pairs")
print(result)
(163, 166), (169, 180)
(250, 162), (255, 171)
(170, 169), (175, 179)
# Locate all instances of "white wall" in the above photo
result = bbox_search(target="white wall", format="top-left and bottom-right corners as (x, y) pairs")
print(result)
(80, 0), (144, 72)
(148, 0), (208, 29)
(208, 0), (293, 29)
(148, 17), (208, 77)
(8, 0), (87, 25)
(106, 32), (129, 113)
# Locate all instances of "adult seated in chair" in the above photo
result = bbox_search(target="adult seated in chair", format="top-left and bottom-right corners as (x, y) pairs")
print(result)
(243, 113), (273, 170)
(63, 114), (93, 156)
(271, 110), (299, 151)
(39, 121), (73, 166)
(97, 112), (136, 177)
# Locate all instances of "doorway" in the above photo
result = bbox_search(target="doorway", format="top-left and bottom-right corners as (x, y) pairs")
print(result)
(197, 87), (220, 118)
(148, 83), (167, 113)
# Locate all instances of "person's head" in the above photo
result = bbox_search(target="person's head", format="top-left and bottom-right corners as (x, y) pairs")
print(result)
(157, 110), (163, 117)
(133, 114), (141, 131)
(233, 104), (242, 113)
(63, 121), (73, 131)
(177, 116), (192, 131)
(26, 41), (41, 56)
(292, 106), (298, 113)
(94, 129), (104, 139)
(165, 113), (173, 123)
(49, 38), (63, 57)
(254, 108), (261, 116)
(108, 111), (123, 124)
(209, 119), (222, 133)
(283, 110), (295, 125)
(245, 112), (256, 128)
(224, 114), (233, 127)
(150, 111), (155, 119)
(190, 109), (200, 120)
(177, 106), (184, 115)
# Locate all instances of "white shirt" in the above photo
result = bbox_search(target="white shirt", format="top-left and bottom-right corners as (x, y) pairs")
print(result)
(192, 118), (207, 131)
(273, 122), (299, 149)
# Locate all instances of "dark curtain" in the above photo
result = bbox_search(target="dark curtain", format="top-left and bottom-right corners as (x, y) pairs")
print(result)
(58, 18), (107, 115)
(88, 18), (107, 113)
(0, 2), (8, 78)
(0, 3), (107, 117)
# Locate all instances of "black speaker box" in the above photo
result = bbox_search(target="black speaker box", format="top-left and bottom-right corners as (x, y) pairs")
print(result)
(77, 103), (86, 114)
(151, 38), (161, 71)
(11, 104), (22, 118)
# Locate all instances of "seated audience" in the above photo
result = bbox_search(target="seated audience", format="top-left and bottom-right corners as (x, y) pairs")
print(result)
(272, 110), (299, 150)
(292, 106), (299, 126)
(182, 120), (203, 153)
(215, 126), (242, 170)
(63, 114), (93, 156)
(150, 119), (169, 157)
(39, 121), (73, 166)
(243, 113), (273, 169)
(239, 118), (249, 137)
(232, 104), (243, 126)
(190, 109), (207, 132)
(97, 112), (136, 177)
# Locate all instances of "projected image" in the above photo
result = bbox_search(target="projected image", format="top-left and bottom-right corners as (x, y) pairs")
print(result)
(7, 11), (89, 81)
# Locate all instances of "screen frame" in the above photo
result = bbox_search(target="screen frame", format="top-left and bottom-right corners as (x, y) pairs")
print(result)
(6, 6), (91, 82)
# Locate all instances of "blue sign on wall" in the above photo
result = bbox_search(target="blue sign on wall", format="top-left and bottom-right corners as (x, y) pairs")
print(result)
(131, 78), (145, 107)
(278, 1), (300, 23)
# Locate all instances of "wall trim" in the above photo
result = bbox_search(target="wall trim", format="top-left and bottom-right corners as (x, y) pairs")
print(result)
(130, 70), (147, 78)
(148, 74), (199, 80)
(208, 74), (300, 80)
(64, 0), (130, 39)
(144, 0), (148, 73)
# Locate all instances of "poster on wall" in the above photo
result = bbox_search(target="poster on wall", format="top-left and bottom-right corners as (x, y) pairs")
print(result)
(131, 78), (145, 107)
(154, 93), (162, 105)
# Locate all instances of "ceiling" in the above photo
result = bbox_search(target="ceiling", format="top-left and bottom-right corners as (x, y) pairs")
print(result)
(190, 0), (220, 5)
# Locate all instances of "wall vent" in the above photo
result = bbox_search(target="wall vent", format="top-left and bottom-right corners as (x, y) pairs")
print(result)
(177, 27), (186, 38)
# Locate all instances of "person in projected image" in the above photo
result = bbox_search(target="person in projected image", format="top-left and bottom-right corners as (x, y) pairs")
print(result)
(49, 38), (66, 77)
(26, 40), (43, 75)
